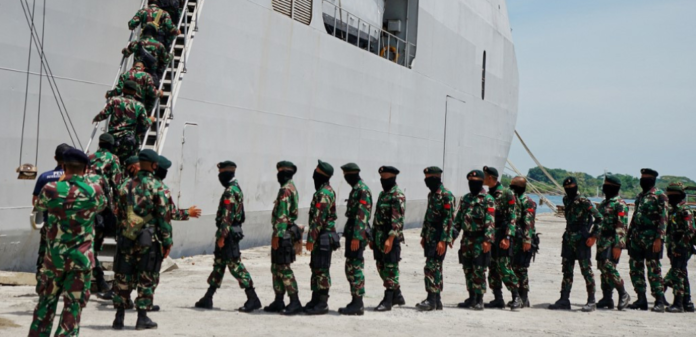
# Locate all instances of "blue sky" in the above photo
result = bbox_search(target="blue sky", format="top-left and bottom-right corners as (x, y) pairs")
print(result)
(506, 0), (696, 180)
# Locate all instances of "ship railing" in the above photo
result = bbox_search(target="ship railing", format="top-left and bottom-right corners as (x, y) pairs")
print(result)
(322, 0), (415, 68)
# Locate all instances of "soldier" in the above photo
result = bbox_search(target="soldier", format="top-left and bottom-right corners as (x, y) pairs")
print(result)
(548, 177), (602, 312)
(106, 62), (161, 113)
(590, 174), (631, 310)
(128, 0), (179, 48)
(304, 160), (339, 315)
(483, 166), (522, 309)
(194, 161), (261, 312)
(112, 150), (171, 330)
(122, 23), (172, 86)
(627, 168), (669, 312)
(663, 182), (696, 313)
(158, 0), (183, 30)
(372, 166), (406, 312)
(123, 156), (141, 181)
(453, 170), (494, 310)
(509, 176), (537, 308)
(92, 80), (153, 164)
(28, 149), (106, 337)
(416, 166), (454, 311)
(264, 161), (304, 315)
(338, 163), (372, 316)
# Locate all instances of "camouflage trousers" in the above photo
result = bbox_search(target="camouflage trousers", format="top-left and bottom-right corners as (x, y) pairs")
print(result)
(488, 257), (519, 292)
(629, 258), (664, 297)
(271, 263), (298, 295)
(311, 268), (331, 292)
(561, 258), (595, 294)
(112, 252), (159, 310)
(376, 261), (400, 290)
(29, 268), (91, 337)
(36, 225), (48, 278)
(512, 266), (529, 292)
(664, 254), (691, 297)
(462, 261), (487, 295)
(207, 257), (253, 289)
(424, 258), (444, 294)
(345, 258), (365, 296)
(597, 259), (624, 290)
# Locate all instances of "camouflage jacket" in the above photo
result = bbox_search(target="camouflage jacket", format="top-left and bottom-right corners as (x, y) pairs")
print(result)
(89, 149), (122, 199)
(156, 179), (189, 222)
(421, 184), (455, 244)
(215, 179), (244, 240)
(123, 36), (172, 72)
(107, 68), (158, 103)
(272, 180), (299, 238)
(344, 180), (372, 242)
(629, 187), (669, 240)
(666, 202), (696, 252)
(93, 95), (150, 139)
(128, 4), (177, 35)
(563, 195), (603, 233)
(84, 173), (112, 211)
(489, 183), (517, 237)
(307, 183), (337, 244)
(117, 170), (172, 247)
(592, 196), (628, 249)
(35, 175), (106, 271)
(373, 185), (406, 245)
(453, 188), (495, 244)
(515, 193), (537, 245)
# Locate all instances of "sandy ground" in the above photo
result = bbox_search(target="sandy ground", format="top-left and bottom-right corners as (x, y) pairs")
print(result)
(2, 214), (695, 336)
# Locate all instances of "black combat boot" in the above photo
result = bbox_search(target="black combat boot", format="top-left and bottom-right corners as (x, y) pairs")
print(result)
(484, 288), (505, 309)
(135, 309), (157, 330)
(306, 290), (330, 315)
(652, 294), (667, 313)
(394, 288), (406, 306)
(194, 286), (216, 309)
(112, 308), (125, 330)
(263, 292), (286, 313)
(303, 291), (319, 312)
(548, 290), (571, 310)
(436, 293), (443, 310)
(473, 293), (484, 311)
(416, 292), (437, 311)
(616, 284), (631, 311)
(520, 289), (530, 308)
(628, 291), (648, 310)
(582, 292), (596, 312)
(239, 287), (262, 313)
(458, 290), (475, 308)
(684, 294), (694, 312)
(282, 293), (303, 316)
(148, 305), (160, 312)
(667, 295), (684, 313)
(339, 295), (364, 316)
(375, 290), (394, 312)
(596, 285), (614, 309)
(508, 289), (522, 310)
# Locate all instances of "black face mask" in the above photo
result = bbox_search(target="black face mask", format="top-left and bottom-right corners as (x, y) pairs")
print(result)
(313, 171), (329, 191)
(469, 180), (484, 195)
(155, 167), (168, 180)
(424, 177), (441, 192)
(277, 171), (294, 186)
(640, 177), (656, 192)
(602, 184), (620, 199)
(344, 173), (360, 187)
(565, 186), (578, 199)
(218, 171), (235, 187)
(668, 194), (684, 206)
(380, 177), (396, 192)
(510, 185), (526, 196)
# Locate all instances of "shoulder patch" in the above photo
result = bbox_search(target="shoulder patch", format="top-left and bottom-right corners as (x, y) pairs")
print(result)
(224, 199), (231, 205)
(444, 204), (451, 209)
(315, 202), (321, 208)
(359, 199), (367, 205)
(487, 207), (495, 213)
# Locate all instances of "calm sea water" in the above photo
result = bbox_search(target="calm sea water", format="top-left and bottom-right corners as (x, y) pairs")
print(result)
(528, 194), (636, 214)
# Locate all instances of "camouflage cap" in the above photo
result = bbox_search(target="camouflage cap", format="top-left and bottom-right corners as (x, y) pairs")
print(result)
(483, 166), (499, 178)
(55, 143), (72, 161)
(217, 161), (237, 169)
(276, 160), (297, 173)
(641, 168), (659, 177)
(125, 156), (140, 166)
(317, 160), (334, 177)
(340, 163), (360, 172)
(62, 149), (90, 165)
(98, 133), (115, 145)
(467, 170), (484, 179)
(379, 166), (400, 175)
(424, 166), (443, 174)
(138, 149), (159, 163)
(604, 174), (621, 186)
(563, 176), (577, 186)
(158, 156), (172, 170)
(666, 182), (685, 194)
(123, 80), (138, 92)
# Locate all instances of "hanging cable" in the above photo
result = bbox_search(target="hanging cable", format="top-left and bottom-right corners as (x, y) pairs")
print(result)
(34, 0), (46, 165)
(18, 0), (37, 167)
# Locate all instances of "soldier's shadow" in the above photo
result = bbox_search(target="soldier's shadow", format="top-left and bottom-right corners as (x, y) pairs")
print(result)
(531, 303), (551, 309)
(82, 324), (125, 331)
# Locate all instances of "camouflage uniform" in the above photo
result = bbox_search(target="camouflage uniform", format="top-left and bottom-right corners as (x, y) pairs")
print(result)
(92, 96), (151, 163)
(343, 180), (372, 297)
(307, 182), (338, 292)
(113, 170), (171, 311)
(664, 202), (695, 299)
(454, 188), (495, 296)
(271, 179), (300, 295)
(123, 35), (172, 84)
(488, 183), (519, 292)
(512, 193), (537, 293)
(421, 184), (454, 294)
(107, 67), (159, 112)
(373, 184), (406, 290)
(29, 175), (106, 337)
(592, 196), (628, 292)
(128, 3), (178, 47)
(33, 165), (64, 277)
(628, 187), (668, 298)
(560, 195), (602, 294)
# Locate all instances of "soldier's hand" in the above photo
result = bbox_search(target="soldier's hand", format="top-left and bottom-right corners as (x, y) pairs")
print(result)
(482, 241), (491, 253)
(217, 237), (225, 248)
(272, 236), (280, 250)
(448, 241), (454, 249)
(351, 239), (360, 252)
(523, 243), (532, 252)
(105, 92), (109, 99)
(500, 238), (510, 250)
(652, 238), (662, 253)
(420, 237), (424, 249)
(436, 241), (446, 256)
(159, 90), (164, 97)
(188, 206), (202, 218)
(149, 116), (156, 122)
(612, 247), (622, 260)
(586, 237), (596, 247)
(121, 48), (128, 55)
(368, 241), (374, 250)
(163, 246), (171, 258)
(385, 236), (395, 254)
(306, 242), (314, 252)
